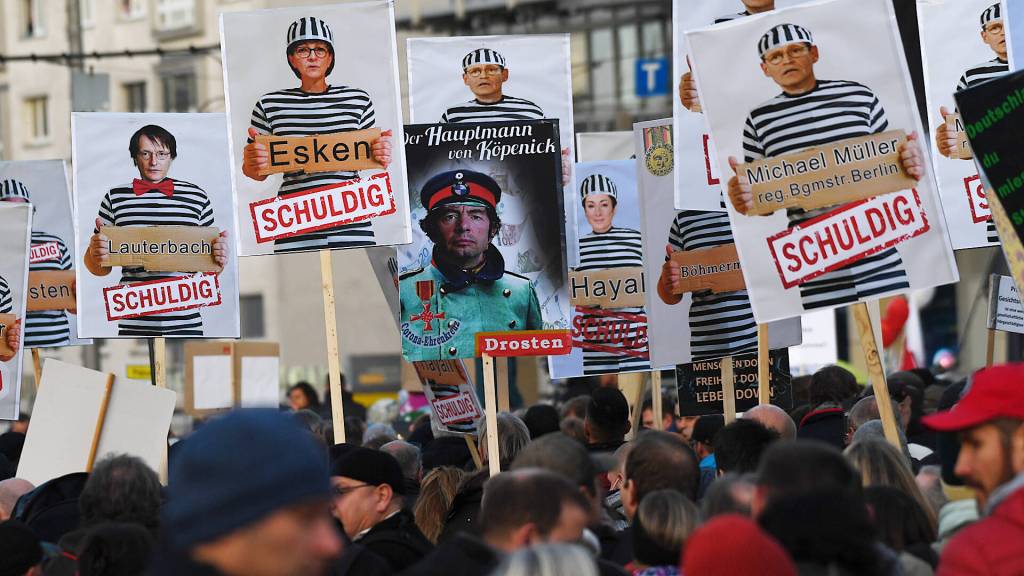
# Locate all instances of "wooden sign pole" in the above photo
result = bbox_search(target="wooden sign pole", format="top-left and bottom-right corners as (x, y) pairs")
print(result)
(496, 357), (510, 412)
(987, 325), (995, 364)
(31, 349), (42, 392)
(86, 373), (115, 471)
(721, 356), (736, 423)
(619, 372), (645, 440)
(320, 250), (346, 444)
(757, 324), (770, 405)
(852, 302), (901, 448)
(465, 436), (484, 471)
(153, 338), (167, 389)
(481, 353), (501, 478)
(651, 370), (663, 431)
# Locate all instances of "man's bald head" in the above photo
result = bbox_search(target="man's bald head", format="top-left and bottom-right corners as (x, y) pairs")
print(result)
(743, 404), (796, 441)
(0, 478), (34, 521)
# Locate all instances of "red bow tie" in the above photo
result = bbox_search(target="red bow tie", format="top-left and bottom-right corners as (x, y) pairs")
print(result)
(132, 178), (174, 197)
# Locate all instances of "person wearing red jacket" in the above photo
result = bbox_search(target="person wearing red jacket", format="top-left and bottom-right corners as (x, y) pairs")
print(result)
(923, 364), (1024, 575)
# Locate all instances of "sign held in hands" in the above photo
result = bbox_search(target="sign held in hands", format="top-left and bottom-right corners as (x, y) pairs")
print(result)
(739, 130), (916, 216)
(27, 271), (76, 312)
(569, 266), (646, 308)
(254, 128), (383, 176)
(946, 114), (973, 160)
(102, 226), (222, 272)
(0, 314), (16, 357)
(669, 243), (745, 294)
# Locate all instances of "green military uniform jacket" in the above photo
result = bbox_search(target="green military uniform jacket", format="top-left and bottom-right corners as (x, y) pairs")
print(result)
(400, 246), (543, 360)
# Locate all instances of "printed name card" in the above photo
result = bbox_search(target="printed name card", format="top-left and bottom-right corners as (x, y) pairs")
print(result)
(0, 314), (16, 356)
(740, 130), (916, 216)
(669, 243), (745, 294)
(102, 226), (221, 272)
(27, 271), (76, 312)
(475, 330), (572, 357)
(569, 266), (646, 308)
(254, 128), (382, 176)
(946, 114), (973, 160)
(414, 360), (482, 434)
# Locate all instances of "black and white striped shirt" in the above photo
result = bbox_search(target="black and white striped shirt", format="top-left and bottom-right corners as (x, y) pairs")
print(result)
(440, 96), (545, 123)
(0, 275), (10, 314)
(96, 179), (214, 336)
(25, 231), (71, 347)
(743, 79), (909, 310)
(250, 85), (377, 253)
(957, 58), (1008, 244)
(668, 211), (758, 360)
(576, 227), (650, 374)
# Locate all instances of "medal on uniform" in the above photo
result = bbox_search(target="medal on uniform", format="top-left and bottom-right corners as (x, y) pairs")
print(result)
(644, 125), (673, 177)
(410, 280), (444, 332)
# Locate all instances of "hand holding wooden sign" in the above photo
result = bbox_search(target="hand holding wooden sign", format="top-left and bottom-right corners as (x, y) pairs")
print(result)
(935, 108), (973, 160)
(0, 314), (20, 361)
(727, 130), (924, 216)
(92, 224), (225, 273)
(243, 127), (388, 179)
(569, 267), (645, 308)
(662, 243), (746, 296)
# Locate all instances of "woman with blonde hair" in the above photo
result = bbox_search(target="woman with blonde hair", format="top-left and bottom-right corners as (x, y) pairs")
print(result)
(631, 489), (701, 576)
(844, 438), (938, 532)
(414, 466), (468, 544)
(489, 543), (599, 576)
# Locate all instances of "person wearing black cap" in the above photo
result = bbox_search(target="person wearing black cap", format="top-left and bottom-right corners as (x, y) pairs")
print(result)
(440, 48), (545, 124)
(727, 22), (926, 311)
(241, 16), (393, 253)
(399, 170), (542, 360)
(585, 387), (631, 454)
(330, 447), (432, 572)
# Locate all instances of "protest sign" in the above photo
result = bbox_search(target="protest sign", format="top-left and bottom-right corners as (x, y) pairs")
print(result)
(956, 68), (1024, 293)
(635, 118), (801, 369)
(687, 0), (959, 323)
(17, 359), (175, 486)
(398, 121), (568, 361)
(668, 244), (745, 294)
(569, 268), (646, 308)
(0, 204), (30, 421)
(576, 132), (634, 162)
(221, 1), (410, 256)
(676, 349), (793, 417)
(918, 0), (1011, 249)
(475, 330), (572, 357)
(0, 160), (90, 348)
(72, 113), (241, 338)
(987, 274), (1024, 334)
(789, 309), (839, 376)
(184, 341), (281, 415)
(1009, 0), (1023, 69)
(406, 34), (579, 264)
(415, 360), (483, 436)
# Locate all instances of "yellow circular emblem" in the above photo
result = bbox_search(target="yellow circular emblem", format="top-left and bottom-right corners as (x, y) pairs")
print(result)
(645, 143), (673, 176)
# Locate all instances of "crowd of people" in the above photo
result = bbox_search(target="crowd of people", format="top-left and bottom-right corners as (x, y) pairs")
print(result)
(1, 362), (1023, 576)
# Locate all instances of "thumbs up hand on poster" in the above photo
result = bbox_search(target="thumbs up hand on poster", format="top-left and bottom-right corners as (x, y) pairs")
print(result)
(658, 245), (684, 305)
(727, 157), (754, 215)
(213, 230), (230, 268)
(679, 57), (702, 113)
(1, 319), (20, 361)
(372, 129), (393, 169)
(935, 107), (958, 159)
(899, 131), (925, 181)
(85, 218), (112, 277)
(242, 128), (270, 181)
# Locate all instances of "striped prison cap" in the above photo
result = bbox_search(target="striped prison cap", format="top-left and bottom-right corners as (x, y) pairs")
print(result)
(0, 179), (30, 202)
(758, 23), (814, 57)
(981, 3), (1001, 28)
(580, 174), (618, 200)
(462, 48), (507, 71)
(286, 17), (334, 48)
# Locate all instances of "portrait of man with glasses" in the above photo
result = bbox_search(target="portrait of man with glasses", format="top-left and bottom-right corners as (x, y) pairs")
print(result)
(83, 124), (229, 336)
(241, 16), (394, 254)
(440, 48), (546, 123)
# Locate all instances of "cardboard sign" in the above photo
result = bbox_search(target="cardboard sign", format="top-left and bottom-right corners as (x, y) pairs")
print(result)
(676, 349), (793, 417)
(0, 314), (15, 357)
(27, 270), (76, 312)
(569, 267), (645, 308)
(475, 330), (572, 357)
(254, 128), (382, 177)
(669, 243), (745, 294)
(103, 273), (221, 321)
(767, 189), (931, 289)
(946, 114), (973, 160)
(740, 131), (916, 216)
(101, 226), (221, 272)
(249, 172), (395, 243)
(184, 341), (280, 415)
(988, 274), (1024, 335)
(415, 360), (483, 435)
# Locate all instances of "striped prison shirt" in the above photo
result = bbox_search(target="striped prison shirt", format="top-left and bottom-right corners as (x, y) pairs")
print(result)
(575, 226), (650, 374)
(95, 179), (215, 336)
(668, 211), (758, 360)
(250, 85), (377, 253)
(25, 232), (71, 347)
(958, 57), (1008, 244)
(0, 275), (10, 314)
(440, 96), (545, 124)
(742, 79), (910, 310)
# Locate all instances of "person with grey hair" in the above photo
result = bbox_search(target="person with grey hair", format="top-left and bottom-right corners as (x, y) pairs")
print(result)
(382, 439), (423, 501)
(489, 543), (599, 576)
(700, 473), (757, 519)
(363, 422), (398, 450)
(478, 412), (531, 472)
(631, 490), (700, 575)
(743, 403), (796, 441)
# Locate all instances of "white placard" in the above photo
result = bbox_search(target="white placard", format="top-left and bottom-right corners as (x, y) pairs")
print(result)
(240, 355), (280, 407)
(988, 274), (1024, 334)
(789, 309), (838, 375)
(193, 355), (233, 410)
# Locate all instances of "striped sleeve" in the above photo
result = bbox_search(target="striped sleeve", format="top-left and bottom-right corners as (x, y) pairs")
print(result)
(250, 99), (272, 137)
(97, 190), (116, 230)
(0, 276), (11, 314)
(868, 94), (889, 134)
(359, 96), (376, 130)
(58, 238), (72, 270)
(742, 114), (765, 163)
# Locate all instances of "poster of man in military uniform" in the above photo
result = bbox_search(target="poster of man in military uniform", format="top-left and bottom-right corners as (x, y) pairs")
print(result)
(398, 120), (567, 361)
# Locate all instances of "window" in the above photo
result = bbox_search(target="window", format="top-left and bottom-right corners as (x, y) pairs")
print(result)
(124, 82), (147, 112)
(24, 96), (49, 142)
(156, 0), (196, 31)
(23, 0), (45, 38)
(240, 295), (265, 338)
(162, 73), (197, 112)
(120, 0), (146, 19)
(80, 0), (95, 27)
(618, 24), (638, 107)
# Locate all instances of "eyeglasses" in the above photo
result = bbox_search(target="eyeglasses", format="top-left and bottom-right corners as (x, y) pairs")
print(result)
(763, 44), (811, 66)
(137, 151), (171, 161)
(984, 22), (1005, 36)
(466, 65), (504, 78)
(294, 46), (329, 58)
(332, 483), (373, 497)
